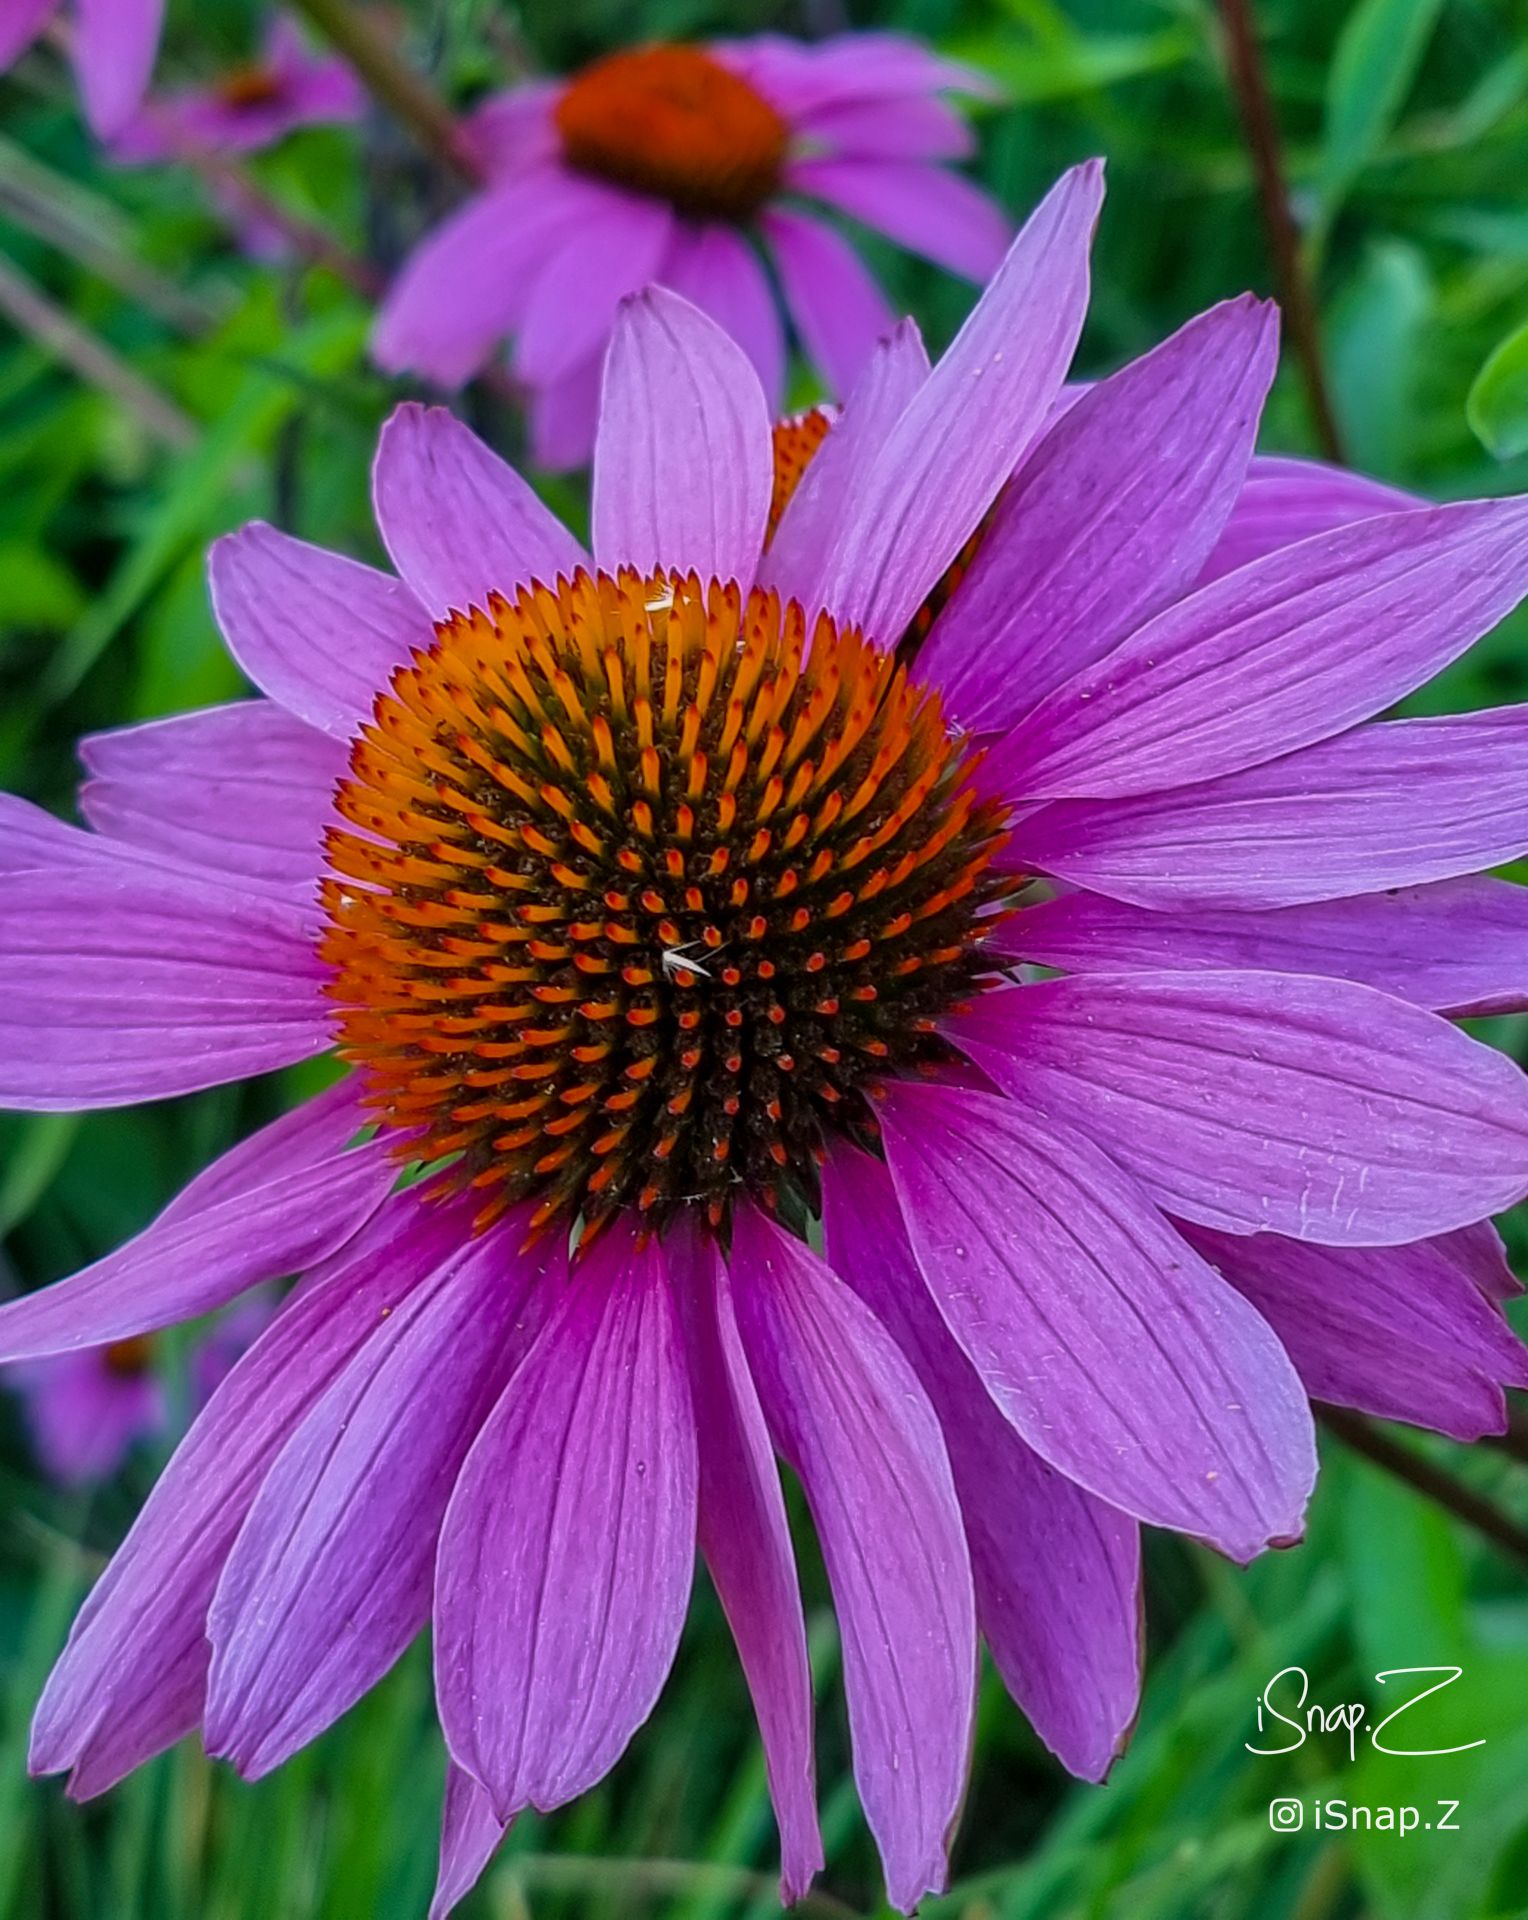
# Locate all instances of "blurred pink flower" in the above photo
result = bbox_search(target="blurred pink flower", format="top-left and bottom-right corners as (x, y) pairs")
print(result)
(111, 16), (364, 165)
(12, 1338), (164, 1487)
(10, 1297), (274, 1487)
(374, 32), (1009, 466)
(0, 0), (164, 141)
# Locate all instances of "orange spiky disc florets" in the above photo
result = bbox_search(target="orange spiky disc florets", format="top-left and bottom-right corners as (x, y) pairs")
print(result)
(322, 568), (1014, 1241)
(555, 45), (789, 223)
(768, 410), (833, 541)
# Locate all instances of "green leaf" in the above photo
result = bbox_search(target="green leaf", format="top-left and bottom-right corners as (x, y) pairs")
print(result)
(1466, 317), (1528, 459)
(1321, 0), (1446, 213)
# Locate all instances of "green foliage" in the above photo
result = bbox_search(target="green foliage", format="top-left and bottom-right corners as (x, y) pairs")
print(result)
(2, 1), (1528, 1917)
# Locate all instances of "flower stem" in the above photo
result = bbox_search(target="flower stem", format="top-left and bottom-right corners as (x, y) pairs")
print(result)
(290, 0), (482, 184)
(1321, 1408), (1528, 1569)
(1216, 0), (1346, 464)
(0, 250), (197, 449)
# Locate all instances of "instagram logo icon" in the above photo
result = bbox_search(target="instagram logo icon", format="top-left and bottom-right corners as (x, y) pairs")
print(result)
(1269, 1799), (1305, 1831)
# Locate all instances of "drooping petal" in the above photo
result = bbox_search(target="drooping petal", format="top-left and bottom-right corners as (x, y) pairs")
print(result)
(372, 403), (589, 619)
(206, 1212), (556, 1777)
(71, 0), (164, 138)
(592, 287), (772, 591)
(796, 92), (974, 162)
(804, 161), (1103, 647)
(763, 318), (929, 606)
(528, 355), (604, 471)
(210, 523), (431, 739)
(461, 83), (560, 177)
(1443, 1219), (1521, 1302)
(0, 1082), (390, 1359)
(920, 296), (1278, 732)
(0, 864), (330, 1110)
(1010, 707), (1528, 910)
(1200, 454), (1418, 586)
(879, 1081), (1316, 1561)
(1183, 1223), (1528, 1442)
(729, 1203), (974, 1912)
(434, 1224), (697, 1820)
(789, 157), (1009, 281)
(30, 1193), (460, 1797)
(79, 701), (344, 891)
(431, 1765), (510, 1920)
(998, 877), (1528, 1017)
(822, 1146), (1141, 1783)
(513, 193), (674, 389)
(372, 171), (608, 387)
(951, 973), (1528, 1244)
(989, 498), (1528, 803)
(722, 31), (996, 114)
(671, 1226), (822, 1899)
(762, 205), (897, 399)
(662, 221), (786, 413)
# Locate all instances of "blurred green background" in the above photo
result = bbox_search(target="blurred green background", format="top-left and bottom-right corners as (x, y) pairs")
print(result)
(3, 0), (1528, 1915)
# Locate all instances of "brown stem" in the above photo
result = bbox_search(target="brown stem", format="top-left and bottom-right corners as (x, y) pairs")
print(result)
(290, 0), (483, 184)
(1321, 1408), (1528, 1569)
(1216, 0), (1346, 464)
(0, 248), (197, 449)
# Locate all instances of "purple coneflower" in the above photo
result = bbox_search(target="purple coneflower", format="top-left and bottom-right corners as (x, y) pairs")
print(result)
(4, 163), (1528, 1914)
(373, 31), (1008, 466)
(111, 15), (364, 166)
(11, 1337), (164, 1486)
(0, 0), (164, 140)
(8, 1298), (271, 1486)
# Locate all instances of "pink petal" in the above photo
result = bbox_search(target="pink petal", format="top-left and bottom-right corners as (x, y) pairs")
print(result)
(593, 288), (772, 591)
(0, 862), (330, 1110)
(990, 498), (1528, 803)
(1201, 454), (1418, 586)
(730, 1204), (974, 1912)
(1184, 1223), (1528, 1443)
(0, 1082), (390, 1359)
(431, 1765), (510, 1920)
(1011, 706), (1528, 910)
(880, 1081), (1316, 1560)
(763, 318), (929, 605)
(210, 523), (431, 740)
(953, 972), (1528, 1244)
(998, 877), (1528, 1017)
(805, 161), (1102, 647)
(672, 1225), (822, 1899)
(434, 1224), (696, 1819)
(72, 0), (163, 138)
(372, 403), (589, 618)
(662, 221), (786, 414)
(206, 1210), (557, 1777)
(79, 700), (344, 892)
(823, 1146), (1141, 1782)
(789, 157), (1009, 281)
(30, 1193), (462, 1797)
(513, 193), (674, 388)
(920, 296), (1278, 733)
(372, 171), (608, 387)
(762, 205), (896, 399)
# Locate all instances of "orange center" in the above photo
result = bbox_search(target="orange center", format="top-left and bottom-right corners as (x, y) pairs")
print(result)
(104, 1335), (154, 1378)
(554, 45), (789, 223)
(322, 569), (1012, 1243)
(218, 64), (285, 110)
